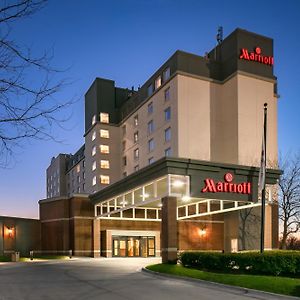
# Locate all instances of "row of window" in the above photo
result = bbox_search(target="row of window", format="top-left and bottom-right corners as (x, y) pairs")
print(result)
(147, 67), (171, 97)
(92, 129), (109, 141)
(92, 144), (110, 156)
(92, 175), (110, 186)
(92, 112), (109, 126)
(92, 160), (110, 171)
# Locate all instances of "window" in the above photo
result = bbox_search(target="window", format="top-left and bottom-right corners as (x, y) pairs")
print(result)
(77, 176), (80, 183)
(134, 131), (139, 143)
(123, 156), (127, 166)
(92, 145), (96, 156)
(92, 131), (96, 141)
(148, 102), (153, 114)
(77, 187), (80, 193)
(76, 164), (80, 173)
(92, 161), (96, 171)
(155, 76), (161, 89)
(100, 129), (109, 139)
(82, 183), (85, 191)
(165, 127), (171, 142)
(92, 115), (96, 125)
(100, 160), (110, 169)
(83, 172), (85, 179)
(123, 172), (127, 178)
(122, 140), (126, 151)
(148, 157), (154, 165)
(92, 176), (96, 186)
(100, 112), (109, 123)
(163, 67), (170, 82)
(122, 125), (126, 135)
(100, 175), (110, 185)
(100, 145), (110, 154)
(165, 147), (172, 157)
(165, 107), (171, 121)
(134, 165), (139, 172)
(164, 87), (170, 101)
(134, 148), (139, 160)
(148, 120), (154, 134)
(134, 115), (138, 126)
(147, 83), (153, 96)
(82, 160), (85, 168)
(148, 139), (154, 152)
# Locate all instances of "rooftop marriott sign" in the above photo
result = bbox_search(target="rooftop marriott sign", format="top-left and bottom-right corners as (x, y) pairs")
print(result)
(201, 173), (251, 195)
(239, 47), (274, 66)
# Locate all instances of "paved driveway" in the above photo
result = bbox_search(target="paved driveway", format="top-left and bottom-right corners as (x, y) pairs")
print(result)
(0, 257), (296, 300)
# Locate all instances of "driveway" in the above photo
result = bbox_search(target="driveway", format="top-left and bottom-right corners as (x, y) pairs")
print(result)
(0, 257), (296, 300)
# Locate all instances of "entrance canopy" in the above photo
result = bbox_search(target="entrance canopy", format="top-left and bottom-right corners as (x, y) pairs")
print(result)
(90, 158), (281, 221)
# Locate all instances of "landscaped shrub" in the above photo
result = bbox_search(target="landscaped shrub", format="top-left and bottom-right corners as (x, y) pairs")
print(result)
(179, 251), (300, 276)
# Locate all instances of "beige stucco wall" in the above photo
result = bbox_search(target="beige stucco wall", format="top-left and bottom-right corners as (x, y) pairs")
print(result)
(177, 75), (211, 161)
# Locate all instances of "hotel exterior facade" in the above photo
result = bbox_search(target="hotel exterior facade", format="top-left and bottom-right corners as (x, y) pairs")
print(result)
(40, 28), (280, 262)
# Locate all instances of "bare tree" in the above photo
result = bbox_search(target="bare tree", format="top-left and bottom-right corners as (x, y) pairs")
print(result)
(278, 153), (300, 249)
(0, 0), (73, 167)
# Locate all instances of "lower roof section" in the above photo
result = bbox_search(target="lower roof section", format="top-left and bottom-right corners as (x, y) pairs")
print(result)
(89, 157), (281, 205)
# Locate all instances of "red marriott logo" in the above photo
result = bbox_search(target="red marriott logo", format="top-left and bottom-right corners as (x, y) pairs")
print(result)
(239, 47), (274, 66)
(201, 173), (251, 194)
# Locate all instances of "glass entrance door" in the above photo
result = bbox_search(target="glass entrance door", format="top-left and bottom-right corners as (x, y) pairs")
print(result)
(112, 236), (155, 257)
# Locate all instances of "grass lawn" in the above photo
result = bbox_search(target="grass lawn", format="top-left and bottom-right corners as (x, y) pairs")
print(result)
(0, 256), (11, 262)
(147, 264), (300, 297)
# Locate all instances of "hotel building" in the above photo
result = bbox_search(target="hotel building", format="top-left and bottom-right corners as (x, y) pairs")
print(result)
(40, 28), (280, 262)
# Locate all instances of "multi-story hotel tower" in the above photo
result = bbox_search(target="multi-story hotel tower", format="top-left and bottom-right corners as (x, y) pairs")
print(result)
(41, 28), (280, 261)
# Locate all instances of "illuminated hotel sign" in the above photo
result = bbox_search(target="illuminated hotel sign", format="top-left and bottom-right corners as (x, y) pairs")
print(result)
(201, 173), (251, 194)
(239, 47), (274, 66)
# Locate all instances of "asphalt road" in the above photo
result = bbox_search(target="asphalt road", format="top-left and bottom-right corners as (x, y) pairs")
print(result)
(0, 257), (297, 300)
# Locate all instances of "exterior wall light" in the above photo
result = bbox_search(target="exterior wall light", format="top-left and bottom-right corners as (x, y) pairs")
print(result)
(198, 227), (207, 237)
(6, 227), (14, 237)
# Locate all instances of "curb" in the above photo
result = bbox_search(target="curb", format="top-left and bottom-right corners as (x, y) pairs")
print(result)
(142, 267), (300, 300)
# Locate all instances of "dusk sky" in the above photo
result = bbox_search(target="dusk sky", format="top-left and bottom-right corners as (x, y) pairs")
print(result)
(0, 0), (299, 219)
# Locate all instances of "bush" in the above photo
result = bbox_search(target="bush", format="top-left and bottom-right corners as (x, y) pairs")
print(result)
(179, 251), (300, 276)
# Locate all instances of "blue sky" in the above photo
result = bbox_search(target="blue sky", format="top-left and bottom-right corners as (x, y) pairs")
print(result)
(0, 0), (299, 218)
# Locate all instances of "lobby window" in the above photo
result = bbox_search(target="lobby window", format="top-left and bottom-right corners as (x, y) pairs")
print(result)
(165, 127), (171, 142)
(92, 145), (96, 156)
(134, 115), (138, 126)
(100, 160), (110, 169)
(100, 175), (110, 185)
(100, 112), (109, 123)
(134, 131), (139, 143)
(148, 102), (153, 114)
(163, 67), (170, 82)
(100, 129), (109, 139)
(148, 120), (154, 134)
(123, 156), (127, 166)
(155, 75), (161, 90)
(92, 176), (96, 186)
(76, 164), (80, 173)
(92, 114), (96, 125)
(134, 165), (139, 172)
(92, 131), (96, 141)
(164, 87), (170, 101)
(122, 140), (126, 152)
(148, 138), (154, 152)
(147, 83), (153, 97)
(148, 157), (154, 165)
(165, 107), (171, 121)
(134, 148), (139, 160)
(92, 161), (96, 171)
(100, 145), (109, 154)
(165, 147), (172, 157)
